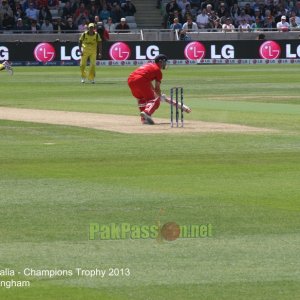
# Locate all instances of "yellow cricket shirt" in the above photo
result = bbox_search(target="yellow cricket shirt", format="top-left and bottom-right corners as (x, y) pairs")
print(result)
(79, 31), (101, 51)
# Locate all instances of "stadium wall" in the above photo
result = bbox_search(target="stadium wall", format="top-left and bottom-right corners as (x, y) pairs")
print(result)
(2, 40), (300, 65)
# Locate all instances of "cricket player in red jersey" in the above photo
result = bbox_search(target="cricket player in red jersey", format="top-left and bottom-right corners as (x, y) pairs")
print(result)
(128, 54), (168, 125)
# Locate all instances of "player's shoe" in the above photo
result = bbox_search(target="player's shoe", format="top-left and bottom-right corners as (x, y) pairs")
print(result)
(140, 111), (154, 125)
(3, 61), (13, 75)
(81, 78), (85, 83)
(90, 80), (95, 84)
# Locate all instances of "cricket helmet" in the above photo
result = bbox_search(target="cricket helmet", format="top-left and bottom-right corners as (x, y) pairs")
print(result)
(154, 54), (168, 69)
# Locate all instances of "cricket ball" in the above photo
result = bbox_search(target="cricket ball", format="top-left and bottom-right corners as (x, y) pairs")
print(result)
(160, 222), (180, 241)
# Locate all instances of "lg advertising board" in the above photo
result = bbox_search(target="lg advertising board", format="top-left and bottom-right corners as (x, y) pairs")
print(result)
(2, 40), (300, 64)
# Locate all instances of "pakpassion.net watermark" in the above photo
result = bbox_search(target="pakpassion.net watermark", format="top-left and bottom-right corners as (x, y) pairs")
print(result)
(89, 222), (212, 241)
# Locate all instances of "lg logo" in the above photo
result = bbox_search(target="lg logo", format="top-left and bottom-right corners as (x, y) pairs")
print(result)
(109, 42), (131, 61)
(259, 41), (281, 59)
(34, 43), (56, 62)
(184, 42), (206, 60)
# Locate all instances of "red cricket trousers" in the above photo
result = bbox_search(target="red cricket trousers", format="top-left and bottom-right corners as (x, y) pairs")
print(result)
(128, 76), (160, 118)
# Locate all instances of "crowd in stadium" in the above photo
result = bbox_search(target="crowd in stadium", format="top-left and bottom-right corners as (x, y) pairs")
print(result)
(164, 0), (300, 31)
(0, 0), (136, 32)
(1, 0), (300, 33)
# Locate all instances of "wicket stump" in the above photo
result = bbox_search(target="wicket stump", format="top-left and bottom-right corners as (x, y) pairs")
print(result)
(170, 87), (184, 128)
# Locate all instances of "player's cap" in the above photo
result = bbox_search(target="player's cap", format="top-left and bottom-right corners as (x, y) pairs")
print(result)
(17, 18), (22, 21)
(155, 54), (168, 63)
(281, 15), (286, 19)
(88, 23), (95, 27)
(121, 17), (126, 22)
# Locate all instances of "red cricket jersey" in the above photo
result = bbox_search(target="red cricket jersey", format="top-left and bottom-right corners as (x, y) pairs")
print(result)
(129, 62), (162, 83)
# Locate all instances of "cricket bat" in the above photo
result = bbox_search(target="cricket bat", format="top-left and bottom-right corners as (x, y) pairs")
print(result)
(162, 95), (192, 113)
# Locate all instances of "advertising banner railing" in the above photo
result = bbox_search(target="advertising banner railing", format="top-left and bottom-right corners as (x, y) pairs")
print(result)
(2, 40), (300, 65)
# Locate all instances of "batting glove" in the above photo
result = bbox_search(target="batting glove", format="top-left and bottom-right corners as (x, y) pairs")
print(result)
(160, 94), (166, 102)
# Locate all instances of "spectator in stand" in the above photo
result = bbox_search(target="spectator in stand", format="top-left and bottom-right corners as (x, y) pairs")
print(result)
(0, 0), (14, 25)
(206, 10), (218, 29)
(106, 0), (117, 9)
(104, 16), (115, 32)
(217, 2), (228, 18)
(78, 17), (88, 31)
(264, 15), (276, 30)
(71, 0), (81, 14)
(29, 19), (40, 32)
(222, 17), (235, 32)
(88, 2), (100, 23)
(39, 5), (52, 25)
(178, 0), (190, 14)
(252, 7), (264, 23)
(277, 15), (290, 31)
(40, 17), (53, 32)
(110, 2), (123, 24)
(238, 18), (251, 32)
(290, 16), (300, 30)
(122, 0), (136, 16)
(236, 9), (252, 27)
(95, 15), (110, 40)
(22, 0), (31, 12)
(170, 16), (182, 30)
(290, 10), (300, 25)
(244, 3), (254, 17)
(13, 17), (28, 32)
(258, 2), (266, 17)
(275, 8), (289, 23)
(264, 8), (272, 20)
(99, 3), (110, 23)
(36, 0), (48, 9)
(211, 17), (222, 31)
(205, 3), (213, 14)
(230, 3), (241, 26)
(165, 0), (181, 28)
(173, 9), (183, 24)
(73, 2), (89, 26)
(14, 1), (26, 22)
(25, 2), (39, 22)
(48, 0), (59, 10)
(196, 7), (209, 29)
(182, 16), (198, 31)
(295, 0), (300, 16)
(182, 3), (196, 22)
(251, 16), (263, 31)
(115, 17), (130, 32)
(61, 1), (73, 20)
(64, 16), (78, 31)
(52, 17), (66, 33)
(2, 12), (14, 29)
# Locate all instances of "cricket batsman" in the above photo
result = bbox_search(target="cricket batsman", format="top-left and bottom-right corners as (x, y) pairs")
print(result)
(79, 23), (101, 84)
(0, 61), (13, 75)
(127, 54), (168, 125)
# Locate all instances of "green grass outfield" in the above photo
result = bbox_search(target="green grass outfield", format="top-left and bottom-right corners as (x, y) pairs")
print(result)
(0, 65), (300, 299)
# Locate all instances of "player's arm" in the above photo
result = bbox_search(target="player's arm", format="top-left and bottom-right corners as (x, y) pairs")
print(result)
(97, 34), (102, 59)
(154, 80), (161, 96)
(79, 35), (83, 56)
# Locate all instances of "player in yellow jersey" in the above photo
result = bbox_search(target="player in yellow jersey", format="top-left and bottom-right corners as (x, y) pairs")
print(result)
(79, 23), (101, 84)
(0, 61), (13, 75)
